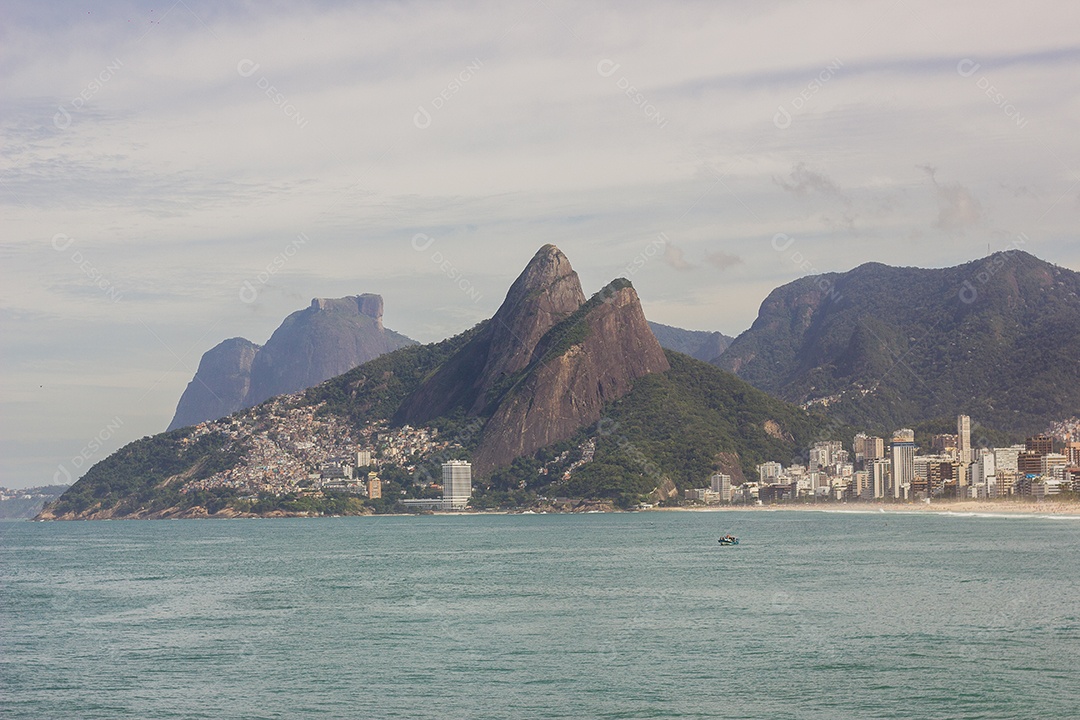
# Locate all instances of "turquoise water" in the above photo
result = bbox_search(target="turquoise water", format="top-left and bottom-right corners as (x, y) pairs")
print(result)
(2, 510), (1079, 719)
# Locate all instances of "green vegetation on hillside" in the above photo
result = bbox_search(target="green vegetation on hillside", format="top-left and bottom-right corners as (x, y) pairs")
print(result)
(47, 430), (248, 517)
(718, 252), (1080, 435)
(476, 351), (819, 508)
(304, 321), (488, 429)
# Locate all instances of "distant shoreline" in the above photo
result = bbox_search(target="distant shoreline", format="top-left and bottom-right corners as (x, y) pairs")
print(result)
(663, 500), (1080, 518)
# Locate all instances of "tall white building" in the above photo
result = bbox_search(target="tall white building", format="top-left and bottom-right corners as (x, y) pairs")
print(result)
(890, 429), (916, 499)
(957, 415), (972, 463)
(758, 461), (783, 483)
(871, 458), (890, 499)
(442, 460), (472, 509)
(710, 473), (733, 502)
(357, 449), (373, 467)
(994, 445), (1024, 474)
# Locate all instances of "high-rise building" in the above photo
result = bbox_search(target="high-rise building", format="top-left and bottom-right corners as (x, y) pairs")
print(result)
(758, 461), (783, 483)
(1066, 442), (1080, 466)
(854, 434), (885, 466)
(890, 429), (916, 499)
(1017, 451), (1044, 478)
(931, 434), (960, 455)
(366, 472), (382, 499)
(957, 415), (972, 463)
(357, 450), (373, 467)
(870, 458), (890, 499)
(994, 445), (1024, 474)
(442, 460), (472, 509)
(973, 449), (996, 493)
(809, 441), (845, 470)
(710, 473), (733, 502)
(1026, 435), (1053, 455)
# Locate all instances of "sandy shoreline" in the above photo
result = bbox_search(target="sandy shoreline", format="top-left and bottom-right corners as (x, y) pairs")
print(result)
(665, 500), (1080, 517)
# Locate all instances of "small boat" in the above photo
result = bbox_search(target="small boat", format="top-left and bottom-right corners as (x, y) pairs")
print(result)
(718, 534), (739, 546)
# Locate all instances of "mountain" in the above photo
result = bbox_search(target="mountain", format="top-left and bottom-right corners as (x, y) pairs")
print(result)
(647, 321), (733, 362)
(396, 245), (669, 474)
(40, 246), (816, 519)
(168, 338), (259, 431)
(715, 251), (1080, 434)
(167, 294), (416, 430)
(469, 277), (670, 475)
(394, 244), (587, 424)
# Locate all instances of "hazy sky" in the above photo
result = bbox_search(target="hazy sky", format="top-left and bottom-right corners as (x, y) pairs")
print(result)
(2, 0), (1079, 488)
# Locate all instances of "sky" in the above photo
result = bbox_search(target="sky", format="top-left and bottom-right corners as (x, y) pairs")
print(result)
(2, 0), (1079, 489)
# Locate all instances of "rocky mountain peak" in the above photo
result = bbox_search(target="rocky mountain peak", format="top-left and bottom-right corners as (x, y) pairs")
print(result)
(395, 245), (586, 424)
(311, 294), (385, 329)
(168, 294), (415, 430)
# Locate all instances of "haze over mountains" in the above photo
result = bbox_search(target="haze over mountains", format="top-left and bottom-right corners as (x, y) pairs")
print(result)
(40, 245), (814, 519)
(715, 250), (1080, 434)
(168, 294), (415, 430)
(647, 322), (733, 362)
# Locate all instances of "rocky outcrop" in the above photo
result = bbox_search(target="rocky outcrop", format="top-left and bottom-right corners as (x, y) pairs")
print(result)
(168, 294), (416, 430)
(471, 281), (670, 475)
(395, 245), (586, 424)
(247, 294), (414, 406)
(168, 338), (260, 431)
(398, 247), (671, 477)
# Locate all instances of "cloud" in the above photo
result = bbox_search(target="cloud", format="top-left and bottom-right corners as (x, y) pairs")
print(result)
(921, 165), (984, 234)
(662, 242), (694, 272)
(704, 251), (744, 271)
(775, 163), (846, 201)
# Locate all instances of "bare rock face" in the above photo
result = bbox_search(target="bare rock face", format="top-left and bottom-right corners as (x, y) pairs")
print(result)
(168, 294), (415, 430)
(168, 338), (259, 431)
(471, 281), (670, 476)
(398, 247), (669, 476)
(395, 245), (586, 424)
(246, 294), (414, 406)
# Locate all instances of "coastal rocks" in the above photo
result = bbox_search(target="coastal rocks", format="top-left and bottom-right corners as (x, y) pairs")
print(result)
(648, 477), (679, 504)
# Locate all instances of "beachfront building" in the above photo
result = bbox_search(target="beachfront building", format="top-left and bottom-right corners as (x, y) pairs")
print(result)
(758, 461), (783, 484)
(710, 473), (733, 502)
(442, 460), (472, 510)
(890, 429), (915, 499)
(957, 414), (972, 463)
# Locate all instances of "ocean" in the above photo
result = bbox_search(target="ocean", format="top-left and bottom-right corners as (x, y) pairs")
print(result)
(2, 510), (1078, 719)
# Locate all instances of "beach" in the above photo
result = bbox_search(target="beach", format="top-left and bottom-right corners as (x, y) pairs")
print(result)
(669, 499), (1080, 517)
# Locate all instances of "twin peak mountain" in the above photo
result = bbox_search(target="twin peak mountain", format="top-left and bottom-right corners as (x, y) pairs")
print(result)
(396, 244), (669, 474)
(171, 245), (670, 476)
